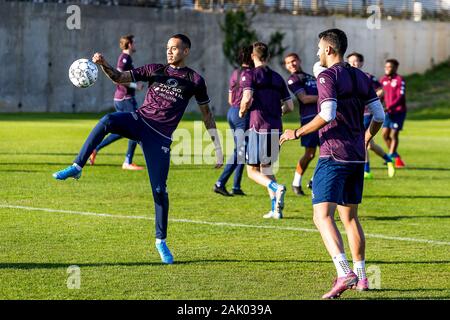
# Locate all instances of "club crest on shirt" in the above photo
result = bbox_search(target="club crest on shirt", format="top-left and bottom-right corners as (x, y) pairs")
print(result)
(166, 78), (179, 88)
(288, 79), (294, 85)
(122, 58), (127, 64)
(391, 79), (398, 87)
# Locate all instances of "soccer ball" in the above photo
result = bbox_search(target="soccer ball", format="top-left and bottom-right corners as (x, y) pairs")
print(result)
(69, 58), (98, 88)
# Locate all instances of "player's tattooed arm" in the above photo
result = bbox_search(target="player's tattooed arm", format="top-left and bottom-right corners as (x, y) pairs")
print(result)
(92, 52), (132, 84)
(199, 104), (224, 169)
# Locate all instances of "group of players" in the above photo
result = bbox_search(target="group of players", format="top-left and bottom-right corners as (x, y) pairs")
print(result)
(215, 44), (407, 202)
(52, 29), (407, 299)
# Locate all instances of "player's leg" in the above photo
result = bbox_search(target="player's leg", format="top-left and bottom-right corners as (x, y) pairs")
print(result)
(140, 130), (173, 264)
(368, 140), (395, 177)
(292, 147), (316, 195)
(364, 149), (373, 179)
(337, 204), (368, 291)
(120, 98), (143, 170)
(231, 113), (249, 195)
(89, 100), (127, 165)
(338, 161), (367, 291)
(53, 112), (141, 180)
(312, 158), (358, 299)
(214, 108), (239, 196)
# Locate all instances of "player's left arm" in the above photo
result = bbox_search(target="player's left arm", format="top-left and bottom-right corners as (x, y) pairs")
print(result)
(199, 103), (223, 169)
(195, 76), (223, 168)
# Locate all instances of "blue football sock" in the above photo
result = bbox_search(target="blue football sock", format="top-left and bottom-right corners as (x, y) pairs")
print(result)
(267, 181), (279, 192)
(383, 154), (393, 162)
(364, 162), (371, 173)
(271, 197), (276, 212)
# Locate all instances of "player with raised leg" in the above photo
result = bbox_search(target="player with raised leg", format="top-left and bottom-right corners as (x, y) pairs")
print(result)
(280, 29), (385, 298)
(240, 42), (294, 219)
(347, 52), (395, 179)
(53, 34), (223, 264)
(89, 34), (145, 170)
(284, 53), (319, 195)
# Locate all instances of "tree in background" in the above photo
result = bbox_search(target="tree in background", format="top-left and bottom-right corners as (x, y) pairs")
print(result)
(220, 9), (287, 67)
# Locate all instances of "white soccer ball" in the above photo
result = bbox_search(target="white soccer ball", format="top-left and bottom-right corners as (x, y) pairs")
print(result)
(69, 58), (98, 88)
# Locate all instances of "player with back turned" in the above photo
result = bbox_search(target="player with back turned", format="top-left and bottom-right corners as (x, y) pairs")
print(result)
(280, 29), (385, 299)
(53, 34), (223, 265)
(240, 42), (294, 219)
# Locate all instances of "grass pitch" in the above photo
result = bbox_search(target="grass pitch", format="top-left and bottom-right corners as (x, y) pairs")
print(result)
(0, 112), (449, 300)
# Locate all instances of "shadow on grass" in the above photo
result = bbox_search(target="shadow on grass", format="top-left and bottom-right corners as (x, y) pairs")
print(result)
(1, 259), (449, 270)
(364, 195), (450, 200)
(361, 215), (450, 221)
(0, 162), (130, 168)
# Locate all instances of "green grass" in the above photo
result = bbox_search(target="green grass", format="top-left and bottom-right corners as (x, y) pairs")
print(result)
(0, 113), (449, 300)
(406, 59), (450, 120)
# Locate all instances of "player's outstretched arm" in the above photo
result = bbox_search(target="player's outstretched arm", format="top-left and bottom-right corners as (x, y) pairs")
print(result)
(92, 52), (132, 84)
(280, 115), (328, 145)
(199, 104), (224, 169)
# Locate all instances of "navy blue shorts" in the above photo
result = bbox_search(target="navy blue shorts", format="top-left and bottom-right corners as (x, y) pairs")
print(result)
(246, 130), (280, 165)
(363, 114), (373, 130)
(300, 117), (320, 148)
(383, 112), (406, 131)
(312, 157), (364, 205)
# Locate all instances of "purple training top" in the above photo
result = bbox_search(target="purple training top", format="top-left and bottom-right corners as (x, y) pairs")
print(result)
(287, 71), (318, 122)
(228, 67), (251, 107)
(131, 64), (210, 139)
(114, 53), (135, 101)
(317, 62), (379, 162)
(240, 66), (291, 132)
(364, 72), (382, 115)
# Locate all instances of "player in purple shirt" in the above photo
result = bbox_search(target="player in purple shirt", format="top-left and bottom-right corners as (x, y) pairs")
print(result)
(347, 52), (395, 179)
(240, 42), (294, 219)
(280, 29), (385, 298)
(89, 34), (145, 171)
(214, 45), (254, 196)
(53, 34), (223, 264)
(284, 53), (319, 196)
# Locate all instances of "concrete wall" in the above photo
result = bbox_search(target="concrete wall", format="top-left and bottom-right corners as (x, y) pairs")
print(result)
(0, 2), (449, 114)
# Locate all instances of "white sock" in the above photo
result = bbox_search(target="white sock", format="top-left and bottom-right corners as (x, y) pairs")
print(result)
(333, 253), (352, 277)
(155, 238), (166, 244)
(292, 172), (302, 187)
(353, 260), (367, 280)
(72, 163), (82, 171)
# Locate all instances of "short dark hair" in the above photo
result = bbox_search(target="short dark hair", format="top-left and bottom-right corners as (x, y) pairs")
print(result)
(385, 59), (399, 68)
(119, 34), (134, 50)
(347, 52), (364, 62)
(171, 34), (191, 49)
(237, 45), (254, 67)
(318, 28), (348, 56)
(252, 42), (270, 62)
(284, 52), (300, 61)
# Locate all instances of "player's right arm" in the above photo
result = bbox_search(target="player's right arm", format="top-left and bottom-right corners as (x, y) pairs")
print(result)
(92, 52), (132, 84)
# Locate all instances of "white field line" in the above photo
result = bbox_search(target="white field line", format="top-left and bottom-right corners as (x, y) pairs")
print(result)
(1, 204), (449, 246)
